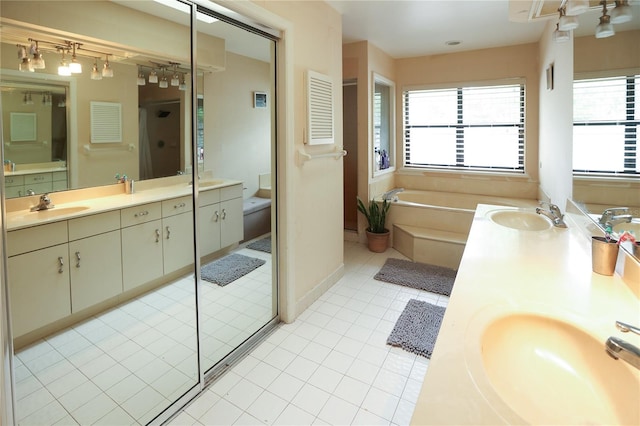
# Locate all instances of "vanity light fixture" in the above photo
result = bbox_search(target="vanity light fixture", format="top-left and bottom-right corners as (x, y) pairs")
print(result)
(610, 0), (632, 23)
(17, 45), (34, 72)
(179, 74), (187, 91)
(149, 68), (158, 84)
(565, 0), (589, 15)
(558, 6), (579, 31)
(137, 67), (146, 86)
(58, 50), (71, 76)
(553, 23), (571, 42)
(30, 42), (45, 69)
(595, 1), (615, 39)
(102, 54), (114, 77)
(69, 43), (82, 74)
(159, 68), (169, 89)
(170, 64), (180, 86)
(91, 58), (102, 80)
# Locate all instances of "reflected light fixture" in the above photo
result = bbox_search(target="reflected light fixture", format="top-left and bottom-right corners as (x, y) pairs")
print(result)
(171, 64), (180, 86)
(30, 42), (45, 69)
(553, 23), (570, 43)
(611, 0), (632, 24)
(558, 7), (579, 31)
(102, 54), (114, 77)
(159, 68), (168, 88)
(595, 1), (615, 39)
(179, 74), (187, 91)
(137, 67), (146, 86)
(91, 58), (102, 80)
(69, 43), (82, 74)
(58, 50), (71, 76)
(149, 68), (158, 84)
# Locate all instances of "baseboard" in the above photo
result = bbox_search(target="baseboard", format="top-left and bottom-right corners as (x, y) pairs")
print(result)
(294, 263), (345, 319)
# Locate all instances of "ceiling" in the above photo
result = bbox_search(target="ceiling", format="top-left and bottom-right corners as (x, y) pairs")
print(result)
(326, 0), (640, 58)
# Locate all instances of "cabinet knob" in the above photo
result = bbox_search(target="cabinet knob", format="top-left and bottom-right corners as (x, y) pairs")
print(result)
(155, 229), (160, 243)
(174, 203), (186, 209)
(214, 211), (219, 222)
(166, 226), (171, 240)
(134, 211), (149, 218)
(58, 256), (64, 273)
(222, 209), (227, 220)
(75, 251), (81, 268)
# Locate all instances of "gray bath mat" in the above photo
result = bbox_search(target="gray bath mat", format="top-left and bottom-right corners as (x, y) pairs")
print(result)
(374, 258), (456, 296)
(246, 236), (271, 253)
(387, 299), (446, 358)
(201, 253), (265, 287)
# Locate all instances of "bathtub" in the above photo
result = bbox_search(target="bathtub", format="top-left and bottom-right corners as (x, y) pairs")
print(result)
(242, 196), (271, 243)
(383, 189), (538, 269)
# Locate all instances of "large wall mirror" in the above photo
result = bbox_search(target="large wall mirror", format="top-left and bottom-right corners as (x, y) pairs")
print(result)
(571, 16), (640, 259)
(1, 0), (277, 424)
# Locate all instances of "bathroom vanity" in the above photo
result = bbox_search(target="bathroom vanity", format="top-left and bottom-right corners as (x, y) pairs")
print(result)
(411, 202), (640, 425)
(5, 177), (243, 346)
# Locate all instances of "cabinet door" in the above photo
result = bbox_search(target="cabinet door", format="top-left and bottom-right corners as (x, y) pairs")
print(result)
(220, 197), (244, 248)
(121, 220), (163, 291)
(199, 203), (222, 257)
(8, 244), (71, 337)
(163, 212), (194, 274)
(69, 230), (123, 312)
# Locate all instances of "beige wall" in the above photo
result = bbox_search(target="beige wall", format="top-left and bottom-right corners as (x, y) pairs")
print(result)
(204, 52), (272, 198)
(392, 43), (541, 200)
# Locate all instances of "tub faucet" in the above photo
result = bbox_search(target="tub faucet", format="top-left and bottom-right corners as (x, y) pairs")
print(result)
(383, 188), (404, 201)
(599, 207), (632, 228)
(605, 321), (640, 371)
(30, 193), (54, 211)
(535, 202), (567, 228)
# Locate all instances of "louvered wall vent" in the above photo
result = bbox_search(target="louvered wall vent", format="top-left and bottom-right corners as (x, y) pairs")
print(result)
(306, 70), (334, 145)
(90, 101), (122, 143)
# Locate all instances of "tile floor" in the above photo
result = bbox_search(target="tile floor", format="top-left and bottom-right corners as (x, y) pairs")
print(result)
(13, 243), (274, 425)
(169, 241), (450, 425)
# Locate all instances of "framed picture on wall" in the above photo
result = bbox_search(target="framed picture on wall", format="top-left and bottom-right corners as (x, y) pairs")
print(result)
(254, 91), (267, 108)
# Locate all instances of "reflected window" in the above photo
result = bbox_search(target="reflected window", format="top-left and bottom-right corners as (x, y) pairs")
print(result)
(372, 74), (395, 176)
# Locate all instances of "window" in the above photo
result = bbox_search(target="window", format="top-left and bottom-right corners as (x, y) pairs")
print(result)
(573, 75), (639, 176)
(403, 82), (525, 172)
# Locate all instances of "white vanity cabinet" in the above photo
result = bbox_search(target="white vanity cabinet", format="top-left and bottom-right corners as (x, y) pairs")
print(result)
(198, 184), (243, 257)
(4, 175), (24, 198)
(68, 211), (122, 312)
(7, 221), (71, 337)
(162, 196), (194, 274)
(121, 202), (164, 292)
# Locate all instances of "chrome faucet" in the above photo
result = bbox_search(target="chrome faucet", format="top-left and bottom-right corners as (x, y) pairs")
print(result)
(383, 188), (404, 201)
(535, 202), (567, 228)
(30, 193), (54, 212)
(599, 207), (632, 227)
(606, 321), (640, 370)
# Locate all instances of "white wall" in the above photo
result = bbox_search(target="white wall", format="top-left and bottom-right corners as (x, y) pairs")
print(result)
(538, 19), (574, 206)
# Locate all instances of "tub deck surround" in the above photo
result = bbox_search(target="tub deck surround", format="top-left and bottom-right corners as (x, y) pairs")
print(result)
(4, 176), (243, 231)
(384, 190), (540, 269)
(411, 204), (640, 425)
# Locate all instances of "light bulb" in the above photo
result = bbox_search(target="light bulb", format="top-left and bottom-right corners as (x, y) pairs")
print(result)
(58, 60), (71, 76)
(69, 58), (82, 74)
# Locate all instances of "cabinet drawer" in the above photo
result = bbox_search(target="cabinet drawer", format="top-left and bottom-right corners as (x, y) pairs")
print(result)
(162, 196), (193, 217)
(52, 171), (67, 182)
(199, 188), (220, 206)
(4, 175), (24, 187)
(221, 184), (243, 201)
(69, 210), (121, 241)
(121, 202), (161, 227)
(7, 221), (68, 257)
(24, 173), (52, 185)
(24, 182), (53, 195)
(52, 180), (68, 192)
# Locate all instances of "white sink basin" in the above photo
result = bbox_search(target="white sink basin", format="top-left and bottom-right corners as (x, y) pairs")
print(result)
(470, 313), (640, 425)
(487, 209), (552, 231)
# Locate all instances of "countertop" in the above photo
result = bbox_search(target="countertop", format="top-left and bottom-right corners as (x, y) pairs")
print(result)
(411, 204), (640, 425)
(5, 178), (242, 231)
(4, 166), (68, 176)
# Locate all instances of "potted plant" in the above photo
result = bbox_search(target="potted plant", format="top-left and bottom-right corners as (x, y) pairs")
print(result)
(357, 196), (391, 252)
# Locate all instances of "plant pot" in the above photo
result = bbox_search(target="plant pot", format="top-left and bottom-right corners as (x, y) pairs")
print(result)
(366, 229), (390, 253)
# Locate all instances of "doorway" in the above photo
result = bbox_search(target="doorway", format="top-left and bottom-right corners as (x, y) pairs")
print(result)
(343, 80), (358, 231)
